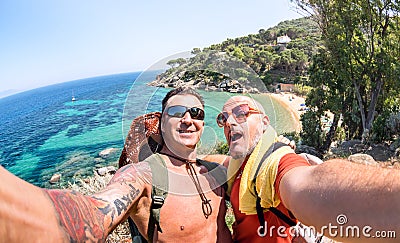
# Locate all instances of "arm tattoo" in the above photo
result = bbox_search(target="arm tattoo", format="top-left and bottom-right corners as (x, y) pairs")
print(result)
(113, 184), (140, 216)
(108, 163), (152, 216)
(45, 190), (107, 242)
(108, 162), (152, 185)
(44, 162), (152, 242)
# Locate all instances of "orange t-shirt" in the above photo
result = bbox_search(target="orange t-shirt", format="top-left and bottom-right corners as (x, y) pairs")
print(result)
(230, 153), (309, 242)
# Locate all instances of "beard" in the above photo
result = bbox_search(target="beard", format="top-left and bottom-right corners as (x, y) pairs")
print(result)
(229, 123), (264, 159)
(249, 123), (263, 152)
(230, 150), (248, 159)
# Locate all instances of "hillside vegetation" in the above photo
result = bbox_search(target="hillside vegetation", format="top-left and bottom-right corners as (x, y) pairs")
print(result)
(149, 17), (321, 92)
(151, 8), (399, 154)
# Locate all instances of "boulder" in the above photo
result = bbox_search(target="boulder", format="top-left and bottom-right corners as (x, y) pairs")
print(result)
(340, 140), (362, 149)
(99, 148), (118, 158)
(49, 173), (61, 184)
(295, 145), (323, 158)
(97, 166), (117, 176)
(366, 144), (393, 161)
(390, 138), (400, 151)
(348, 153), (378, 166)
(106, 166), (117, 174)
(97, 167), (108, 176)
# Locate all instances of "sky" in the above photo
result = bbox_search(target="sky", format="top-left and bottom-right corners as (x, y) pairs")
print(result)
(0, 0), (302, 95)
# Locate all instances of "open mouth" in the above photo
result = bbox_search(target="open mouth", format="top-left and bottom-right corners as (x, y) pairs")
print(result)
(178, 129), (195, 133)
(230, 132), (243, 142)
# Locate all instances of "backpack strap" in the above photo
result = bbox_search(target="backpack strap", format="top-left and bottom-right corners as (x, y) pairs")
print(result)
(128, 156), (226, 242)
(268, 206), (296, 226)
(146, 153), (168, 242)
(252, 143), (323, 242)
(128, 217), (146, 243)
(251, 142), (293, 236)
(254, 192), (296, 235)
(196, 159), (228, 192)
(126, 154), (168, 243)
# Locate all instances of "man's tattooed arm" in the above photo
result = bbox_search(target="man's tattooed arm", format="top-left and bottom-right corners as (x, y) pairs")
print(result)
(44, 162), (152, 242)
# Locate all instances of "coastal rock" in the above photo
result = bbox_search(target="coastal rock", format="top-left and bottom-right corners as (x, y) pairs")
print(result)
(248, 87), (260, 93)
(97, 167), (108, 176)
(148, 69), (264, 93)
(97, 166), (117, 176)
(49, 173), (61, 184)
(390, 138), (400, 151)
(365, 144), (393, 161)
(339, 140), (362, 153)
(106, 166), (117, 174)
(295, 145), (323, 158)
(348, 153), (378, 166)
(99, 148), (118, 158)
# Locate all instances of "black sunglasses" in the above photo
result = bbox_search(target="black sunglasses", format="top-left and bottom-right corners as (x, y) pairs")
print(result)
(166, 105), (205, 120)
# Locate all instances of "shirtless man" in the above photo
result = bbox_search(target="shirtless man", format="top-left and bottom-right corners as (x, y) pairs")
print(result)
(0, 87), (231, 242)
(129, 87), (231, 242)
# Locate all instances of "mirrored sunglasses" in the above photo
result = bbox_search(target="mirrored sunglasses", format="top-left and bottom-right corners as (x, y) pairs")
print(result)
(216, 104), (261, 127)
(166, 105), (205, 120)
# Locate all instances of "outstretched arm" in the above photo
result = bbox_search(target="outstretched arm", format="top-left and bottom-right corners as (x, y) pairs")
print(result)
(0, 163), (152, 242)
(280, 159), (400, 242)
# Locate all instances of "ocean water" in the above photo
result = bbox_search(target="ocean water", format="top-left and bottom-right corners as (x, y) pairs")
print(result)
(0, 71), (296, 187)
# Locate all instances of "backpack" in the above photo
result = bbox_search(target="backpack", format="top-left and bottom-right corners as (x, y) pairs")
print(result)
(118, 112), (227, 242)
(128, 153), (227, 243)
(119, 113), (319, 242)
(119, 112), (163, 168)
(252, 142), (323, 243)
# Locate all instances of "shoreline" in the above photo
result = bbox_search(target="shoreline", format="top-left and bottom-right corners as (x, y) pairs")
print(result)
(268, 92), (306, 132)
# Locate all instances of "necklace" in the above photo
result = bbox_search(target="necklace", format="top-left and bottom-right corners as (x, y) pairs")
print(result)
(159, 152), (212, 219)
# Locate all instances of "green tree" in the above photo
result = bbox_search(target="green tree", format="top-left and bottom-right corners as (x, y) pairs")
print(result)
(293, 0), (400, 144)
(191, 48), (201, 55)
(166, 58), (187, 68)
(232, 47), (245, 60)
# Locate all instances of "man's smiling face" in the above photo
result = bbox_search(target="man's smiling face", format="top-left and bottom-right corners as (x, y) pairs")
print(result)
(161, 94), (204, 154)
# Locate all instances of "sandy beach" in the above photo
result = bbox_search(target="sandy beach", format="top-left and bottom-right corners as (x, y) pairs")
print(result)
(269, 92), (306, 132)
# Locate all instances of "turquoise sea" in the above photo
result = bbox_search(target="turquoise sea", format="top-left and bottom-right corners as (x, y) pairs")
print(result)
(0, 71), (296, 187)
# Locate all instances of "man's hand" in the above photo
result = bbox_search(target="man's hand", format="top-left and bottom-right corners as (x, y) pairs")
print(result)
(277, 136), (323, 165)
(298, 153), (323, 165)
(277, 135), (296, 150)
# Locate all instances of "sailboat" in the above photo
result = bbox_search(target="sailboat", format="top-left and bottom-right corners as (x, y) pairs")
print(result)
(72, 91), (76, 101)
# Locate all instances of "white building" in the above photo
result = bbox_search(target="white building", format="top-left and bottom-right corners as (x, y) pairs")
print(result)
(277, 35), (291, 45)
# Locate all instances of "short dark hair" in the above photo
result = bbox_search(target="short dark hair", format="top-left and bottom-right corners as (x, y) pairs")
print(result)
(161, 87), (204, 113)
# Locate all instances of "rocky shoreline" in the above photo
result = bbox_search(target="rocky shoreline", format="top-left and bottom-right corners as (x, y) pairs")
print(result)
(48, 147), (120, 186)
(148, 72), (263, 94)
